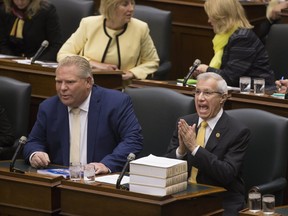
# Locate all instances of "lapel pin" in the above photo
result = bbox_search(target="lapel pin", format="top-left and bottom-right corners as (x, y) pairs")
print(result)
(216, 133), (220, 138)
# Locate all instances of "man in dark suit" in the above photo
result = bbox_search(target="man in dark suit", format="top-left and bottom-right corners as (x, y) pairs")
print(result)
(23, 56), (143, 175)
(165, 72), (250, 216)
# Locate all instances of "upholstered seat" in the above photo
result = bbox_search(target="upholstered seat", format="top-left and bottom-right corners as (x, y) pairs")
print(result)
(265, 24), (288, 80)
(133, 5), (172, 80)
(125, 87), (195, 158)
(226, 108), (288, 205)
(0, 77), (31, 160)
(49, 0), (95, 43)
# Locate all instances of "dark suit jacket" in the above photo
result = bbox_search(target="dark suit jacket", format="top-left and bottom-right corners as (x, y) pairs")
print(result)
(23, 85), (143, 172)
(0, 2), (62, 61)
(166, 111), (250, 215)
(208, 28), (275, 90)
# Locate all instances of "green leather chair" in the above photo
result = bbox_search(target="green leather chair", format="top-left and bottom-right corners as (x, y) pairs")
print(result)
(125, 87), (195, 158)
(227, 108), (288, 206)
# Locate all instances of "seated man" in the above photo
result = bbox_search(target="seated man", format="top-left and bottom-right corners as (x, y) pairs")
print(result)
(165, 72), (251, 216)
(23, 56), (143, 175)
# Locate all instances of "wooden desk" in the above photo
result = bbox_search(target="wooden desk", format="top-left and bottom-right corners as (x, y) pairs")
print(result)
(0, 58), (123, 130)
(0, 161), (61, 216)
(59, 180), (225, 216)
(239, 206), (288, 216)
(0, 59), (123, 99)
(129, 80), (288, 118)
(0, 160), (225, 216)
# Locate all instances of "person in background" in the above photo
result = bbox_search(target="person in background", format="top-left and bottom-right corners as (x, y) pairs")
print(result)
(23, 56), (143, 174)
(57, 0), (159, 82)
(0, 105), (14, 149)
(258, 0), (288, 43)
(193, 0), (276, 91)
(166, 72), (251, 216)
(0, 0), (62, 61)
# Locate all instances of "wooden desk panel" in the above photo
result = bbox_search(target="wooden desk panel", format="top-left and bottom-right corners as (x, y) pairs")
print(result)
(59, 180), (225, 216)
(0, 59), (123, 99)
(0, 161), (61, 216)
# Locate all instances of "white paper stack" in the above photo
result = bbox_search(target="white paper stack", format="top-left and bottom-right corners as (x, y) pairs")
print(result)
(129, 154), (188, 196)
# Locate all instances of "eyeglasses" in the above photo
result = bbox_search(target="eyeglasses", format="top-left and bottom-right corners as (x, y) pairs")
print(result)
(195, 89), (222, 98)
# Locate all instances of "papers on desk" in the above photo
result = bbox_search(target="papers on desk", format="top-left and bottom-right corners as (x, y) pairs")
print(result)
(37, 168), (70, 178)
(12, 59), (58, 68)
(0, 54), (20, 59)
(95, 174), (130, 185)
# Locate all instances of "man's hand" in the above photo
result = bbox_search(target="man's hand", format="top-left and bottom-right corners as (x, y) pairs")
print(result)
(30, 152), (50, 168)
(88, 162), (109, 175)
(178, 119), (198, 152)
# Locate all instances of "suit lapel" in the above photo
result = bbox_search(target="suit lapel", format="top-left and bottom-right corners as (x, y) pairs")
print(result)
(57, 102), (70, 166)
(86, 86), (102, 162)
(205, 112), (229, 152)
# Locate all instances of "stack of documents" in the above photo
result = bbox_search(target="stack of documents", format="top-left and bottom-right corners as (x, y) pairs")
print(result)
(129, 154), (188, 196)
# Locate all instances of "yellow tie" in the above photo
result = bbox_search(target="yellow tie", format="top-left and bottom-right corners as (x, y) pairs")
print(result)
(70, 108), (81, 164)
(190, 121), (208, 183)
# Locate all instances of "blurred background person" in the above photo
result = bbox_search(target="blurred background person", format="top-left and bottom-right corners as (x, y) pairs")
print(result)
(57, 0), (159, 82)
(0, 0), (62, 61)
(258, 0), (288, 43)
(194, 0), (276, 91)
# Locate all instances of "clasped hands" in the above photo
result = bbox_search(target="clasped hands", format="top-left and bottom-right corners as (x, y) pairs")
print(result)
(30, 152), (109, 174)
(177, 119), (198, 155)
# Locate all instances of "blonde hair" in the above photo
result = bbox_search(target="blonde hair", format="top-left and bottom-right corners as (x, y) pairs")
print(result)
(204, 0), (253, 34)
(99, 0), (135, 20)
(3, 0), (48, 18)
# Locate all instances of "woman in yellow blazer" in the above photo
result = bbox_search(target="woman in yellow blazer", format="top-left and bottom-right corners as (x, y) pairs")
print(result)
(57, 0), (159, 81)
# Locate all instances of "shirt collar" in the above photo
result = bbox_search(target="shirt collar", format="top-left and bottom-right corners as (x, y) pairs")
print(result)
(68, 91), (91, 113)
(198, 108), (223, 130)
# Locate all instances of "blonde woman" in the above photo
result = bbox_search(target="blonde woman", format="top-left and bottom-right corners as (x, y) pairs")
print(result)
(195, 0), (275, 91)
(0, 0), (62, 61)
(57, 0), (159, 81)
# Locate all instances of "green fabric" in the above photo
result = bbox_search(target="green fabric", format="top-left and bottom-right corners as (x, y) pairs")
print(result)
(177, 79), (197, 84)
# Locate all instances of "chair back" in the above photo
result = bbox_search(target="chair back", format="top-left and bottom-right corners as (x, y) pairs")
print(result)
(0, 77), (31, 159)
(133, 5), (172, 80)
(125, 87), (195, 158)
(226, 108), (288, 205)
(265, 24), (288, 80)
(49, 0), (95, 43)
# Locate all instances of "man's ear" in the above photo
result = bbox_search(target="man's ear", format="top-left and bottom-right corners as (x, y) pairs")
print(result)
(220, 94), (228, 104)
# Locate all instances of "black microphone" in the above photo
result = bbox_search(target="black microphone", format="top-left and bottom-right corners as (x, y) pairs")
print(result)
(116, 153), (136, 189)
(10, 136), (27, 173)
(183, 59), (201, 86)
(31, 40), (49, 64)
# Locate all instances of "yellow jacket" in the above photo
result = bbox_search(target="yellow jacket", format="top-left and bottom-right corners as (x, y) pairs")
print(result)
(57, 16), (159, 79)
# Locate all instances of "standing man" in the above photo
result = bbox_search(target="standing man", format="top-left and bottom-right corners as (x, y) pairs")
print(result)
(23, 56), (143, 174)
(166, 72), (251, 215)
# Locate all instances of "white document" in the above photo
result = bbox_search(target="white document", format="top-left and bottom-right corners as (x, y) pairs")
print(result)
(95, 174), (130, 185)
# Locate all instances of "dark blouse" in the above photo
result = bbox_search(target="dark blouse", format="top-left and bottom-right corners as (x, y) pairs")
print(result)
(0, 1), (62, 61)
(208, 28), (276, 90)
